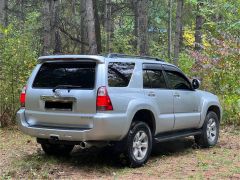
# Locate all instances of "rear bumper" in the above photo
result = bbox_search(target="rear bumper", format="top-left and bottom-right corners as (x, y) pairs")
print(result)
(17, 109), (127, 142)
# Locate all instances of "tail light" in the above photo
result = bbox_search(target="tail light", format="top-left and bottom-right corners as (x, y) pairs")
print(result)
(96, 86), (113, 111)
(20, 86), (27, 108)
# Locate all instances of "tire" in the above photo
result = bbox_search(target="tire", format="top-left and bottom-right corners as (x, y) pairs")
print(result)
(195, 111), (220, 148)
(41, 143), (74, 156)
(125, 121), (152, 167)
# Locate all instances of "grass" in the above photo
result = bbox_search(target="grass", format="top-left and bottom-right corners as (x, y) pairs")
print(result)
(0, 127), (240, 179)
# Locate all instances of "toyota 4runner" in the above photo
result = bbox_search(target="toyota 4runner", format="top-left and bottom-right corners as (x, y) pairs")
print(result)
(17, 53), (222, 167)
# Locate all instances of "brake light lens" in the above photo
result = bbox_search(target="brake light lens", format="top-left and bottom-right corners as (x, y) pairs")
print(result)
(20, 86), (27, 108)
(96, 86), (113, 111)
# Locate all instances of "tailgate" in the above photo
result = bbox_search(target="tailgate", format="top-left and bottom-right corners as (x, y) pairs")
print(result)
(25, 61), (98, 129)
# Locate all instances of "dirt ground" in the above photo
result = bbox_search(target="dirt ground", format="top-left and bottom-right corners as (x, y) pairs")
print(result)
(0, 126), (240, 179)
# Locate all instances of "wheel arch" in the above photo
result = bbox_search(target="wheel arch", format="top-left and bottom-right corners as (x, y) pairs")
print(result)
(207, 105), (221, 122)
(198, 100), (222, 128)
(131, 109), (156, 135)
(120, 99), (159, 140)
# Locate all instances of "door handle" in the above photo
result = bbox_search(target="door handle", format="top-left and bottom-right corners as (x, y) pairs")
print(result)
(148, 92), (155, 97)
(174, 93), (180, 98)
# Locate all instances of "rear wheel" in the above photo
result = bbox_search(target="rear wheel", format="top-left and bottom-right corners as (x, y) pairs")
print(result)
(125, 121), (152, 167)
(195, 111), (219, 147)
(41, 143), (74, 156)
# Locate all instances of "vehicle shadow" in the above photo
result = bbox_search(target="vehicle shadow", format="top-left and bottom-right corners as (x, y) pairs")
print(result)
(51, 138), (196, 168)
(19, 137), (197, 172)
(152, 137), (196, 157)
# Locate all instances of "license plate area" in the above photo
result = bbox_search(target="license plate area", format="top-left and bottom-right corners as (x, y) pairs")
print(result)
(45, 101), (73, 111)
(41, 95), (77, 111)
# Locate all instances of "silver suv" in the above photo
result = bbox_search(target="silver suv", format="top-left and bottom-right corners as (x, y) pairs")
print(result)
(17, 54), (222, 167)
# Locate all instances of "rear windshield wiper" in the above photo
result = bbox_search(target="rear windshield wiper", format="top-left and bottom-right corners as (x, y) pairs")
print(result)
(52, 85), (82, 92)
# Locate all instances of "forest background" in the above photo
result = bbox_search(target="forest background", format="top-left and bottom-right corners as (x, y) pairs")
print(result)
(0, 0), (239, 127)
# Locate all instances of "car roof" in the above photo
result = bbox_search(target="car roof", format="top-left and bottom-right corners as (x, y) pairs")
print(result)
(38, 54), (177, 68)
(105, 57), (174, 66)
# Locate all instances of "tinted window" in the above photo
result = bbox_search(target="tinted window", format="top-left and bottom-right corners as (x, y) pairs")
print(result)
(108, 62), (135, 87)
(143, 70), (167, 89)
(165, 70), (192, 90)
(33, 62), (95, 89)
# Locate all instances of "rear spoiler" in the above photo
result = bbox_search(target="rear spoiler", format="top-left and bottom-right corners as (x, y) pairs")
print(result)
(38, 55), (105, 63)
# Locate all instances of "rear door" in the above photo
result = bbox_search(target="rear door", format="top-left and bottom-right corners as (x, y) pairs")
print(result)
(142, 64), (174, 133)
(25, 61), (98, 129)
(163, 65), (201, 130)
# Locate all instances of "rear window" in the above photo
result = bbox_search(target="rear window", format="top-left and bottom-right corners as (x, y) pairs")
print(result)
(108, 62), (135, 87)
(32, 62), (95, 89)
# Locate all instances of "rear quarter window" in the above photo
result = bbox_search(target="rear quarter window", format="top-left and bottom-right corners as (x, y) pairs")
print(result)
(143, 69), (167, 89)
(108, 62), (135, 87)
(32, 62), (96, 89)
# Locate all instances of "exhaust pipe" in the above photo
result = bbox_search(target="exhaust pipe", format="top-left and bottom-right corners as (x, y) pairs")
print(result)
(79, 141), (108, 149)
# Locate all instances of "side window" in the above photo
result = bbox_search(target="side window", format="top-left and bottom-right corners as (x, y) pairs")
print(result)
(143, 69), (167, 89)
(165, 70), (192, 90)
(108, 62), (135, 87)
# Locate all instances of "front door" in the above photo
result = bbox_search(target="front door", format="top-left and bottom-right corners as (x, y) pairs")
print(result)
(163, 66), (201, 130)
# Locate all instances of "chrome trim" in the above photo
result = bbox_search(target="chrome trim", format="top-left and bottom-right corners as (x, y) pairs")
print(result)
(40, 95), (77, 102)
(44, 108), (72, 111)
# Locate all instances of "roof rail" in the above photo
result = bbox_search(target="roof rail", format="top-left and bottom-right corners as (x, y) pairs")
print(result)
(104, 53), (164, 62)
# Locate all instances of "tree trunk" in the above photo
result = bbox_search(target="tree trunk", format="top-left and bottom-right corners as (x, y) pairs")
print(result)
(194, 1), (204, 51)
(132, 0), (138, 50)
(71, 0), (76, 16)
(105, 0), (112, 52)
(0, 0), (8, 27)
(81, 0), (88, 54)
(42, 0), (52, 55)
(42, 0), (61, 55)
(54, 30), (62, 54)
(85, 0), (98, 55)
(179, 22), (184, 51)
(18, 0), (25, 21)
(0, 0), (8, 126)
(52, 0), (61, 54)
(167, 0), (172, 59)
(132, 0), (149, 56)
(173, 0), (183, 66)
(93, 0), (102, 53)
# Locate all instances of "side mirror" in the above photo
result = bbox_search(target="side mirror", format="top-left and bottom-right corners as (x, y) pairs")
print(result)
(192, 79), (200, 89)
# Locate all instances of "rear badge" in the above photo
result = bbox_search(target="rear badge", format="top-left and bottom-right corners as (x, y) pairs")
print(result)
(54, 89), (62, 97)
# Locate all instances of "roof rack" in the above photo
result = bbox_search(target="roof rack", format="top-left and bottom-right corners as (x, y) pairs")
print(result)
(104, 53), (164, 62)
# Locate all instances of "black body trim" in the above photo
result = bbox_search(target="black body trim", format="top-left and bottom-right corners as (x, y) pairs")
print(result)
(154, 129), (202, 143)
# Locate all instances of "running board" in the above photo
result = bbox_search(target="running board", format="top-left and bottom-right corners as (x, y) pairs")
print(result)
(154, 129), (202, 143)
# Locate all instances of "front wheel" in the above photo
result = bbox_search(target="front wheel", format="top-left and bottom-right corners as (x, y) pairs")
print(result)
(125, 121), (152, 167)
(195, 111), (220, 147)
